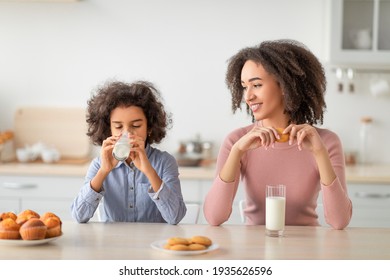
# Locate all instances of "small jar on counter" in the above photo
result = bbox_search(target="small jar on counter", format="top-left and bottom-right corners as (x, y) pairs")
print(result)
(0, 130), (15, 163)
(359, 116), (373, 165)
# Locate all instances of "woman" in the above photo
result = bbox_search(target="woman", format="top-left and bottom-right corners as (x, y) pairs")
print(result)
(71, 80), (186, 224)
(204, 39), (352, 229)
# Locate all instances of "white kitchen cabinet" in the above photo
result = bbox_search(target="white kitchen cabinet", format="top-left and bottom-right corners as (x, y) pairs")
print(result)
(327, 0), (390, 67)
(347, 183), (390, 227)
(317, 183), (390, 228)
(0, 175), (84, 220)
(0, 198), (19, 214)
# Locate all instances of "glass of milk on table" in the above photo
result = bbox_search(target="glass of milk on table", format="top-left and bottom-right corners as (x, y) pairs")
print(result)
(265, 184), (286, 237)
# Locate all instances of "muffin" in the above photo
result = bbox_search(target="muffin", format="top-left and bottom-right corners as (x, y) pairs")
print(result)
(42, 216), (62, 238)
(0, 212), (17, 222)
(0, 218), (21, 239)
(40, 212), (60, 222)
(19, 218), (47, 240)
(16, 209), (40, 226)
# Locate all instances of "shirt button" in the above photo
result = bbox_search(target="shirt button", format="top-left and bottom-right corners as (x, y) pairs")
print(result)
(129, 204), (133, 208)
(130, 187), (134, 190)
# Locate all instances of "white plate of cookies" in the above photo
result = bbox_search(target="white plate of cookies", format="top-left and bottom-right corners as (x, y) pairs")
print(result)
(151, 236), (219, 255)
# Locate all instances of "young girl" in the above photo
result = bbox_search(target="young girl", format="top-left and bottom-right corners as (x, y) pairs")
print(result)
(71, 80), (186, 224)
(204, 40), (352, 229)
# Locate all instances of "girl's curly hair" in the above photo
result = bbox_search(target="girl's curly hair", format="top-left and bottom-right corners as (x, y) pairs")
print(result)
(86, 80), (172, 146)
(225, 39), (327, 125)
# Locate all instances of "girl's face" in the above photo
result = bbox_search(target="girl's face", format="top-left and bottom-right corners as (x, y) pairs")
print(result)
(110, 106), (148, 140)
(241, 60), (287, 126)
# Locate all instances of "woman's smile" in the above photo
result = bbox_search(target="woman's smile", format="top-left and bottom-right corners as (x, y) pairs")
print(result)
(250, 103), (261, 112)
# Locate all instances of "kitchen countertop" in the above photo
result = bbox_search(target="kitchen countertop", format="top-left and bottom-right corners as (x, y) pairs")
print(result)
(0, 161), (389, 184)
(180, 164), (390, 184)
(0, 161), (217, 178)
(344, 164), (390, 184)
(0, 221), (389, 260)
(0, 161), (90, 177)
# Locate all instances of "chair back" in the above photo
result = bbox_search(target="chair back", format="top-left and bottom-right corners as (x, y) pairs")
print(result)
(180, 203), (200, 224)
(239, 199), (246, 223)
(93, 198), (104, 222)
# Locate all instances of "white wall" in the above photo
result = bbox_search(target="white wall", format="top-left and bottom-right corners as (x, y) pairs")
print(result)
(0, 0), (389, 163)
(324, 71), (390, 164)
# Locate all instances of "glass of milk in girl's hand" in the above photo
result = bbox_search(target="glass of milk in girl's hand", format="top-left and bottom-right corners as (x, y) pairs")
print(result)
(265, 185), (286, 237)
(112, 131), (133, 161)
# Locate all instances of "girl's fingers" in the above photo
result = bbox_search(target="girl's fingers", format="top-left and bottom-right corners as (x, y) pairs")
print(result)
(102, 136), (118, 147)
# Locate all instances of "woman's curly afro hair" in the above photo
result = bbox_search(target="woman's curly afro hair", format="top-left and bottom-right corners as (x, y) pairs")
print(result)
(225, 39), (327, 125)
(86, 80), (172, 146)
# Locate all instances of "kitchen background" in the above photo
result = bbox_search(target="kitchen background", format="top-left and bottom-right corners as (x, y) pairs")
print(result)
(0, 0), (389, 163)
(1, 0), (390, 227)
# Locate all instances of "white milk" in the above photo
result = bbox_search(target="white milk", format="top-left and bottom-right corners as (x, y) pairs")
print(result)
(266, 196), (286, 231)
(112, 132), (131, 161)
(112, 143), (130, 161)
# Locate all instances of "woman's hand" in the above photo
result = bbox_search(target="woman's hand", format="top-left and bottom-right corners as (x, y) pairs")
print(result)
(234, 124), (279, 153)
(285, 124), (337, 186)
(235, 123), (327, 155)
(285, 124), (326, 154)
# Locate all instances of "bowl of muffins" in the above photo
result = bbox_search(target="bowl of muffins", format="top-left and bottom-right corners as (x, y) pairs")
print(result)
(0, 210), (62, 245)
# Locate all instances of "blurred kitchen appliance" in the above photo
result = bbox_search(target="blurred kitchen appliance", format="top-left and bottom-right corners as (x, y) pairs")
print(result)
(176, 134), (213, 167)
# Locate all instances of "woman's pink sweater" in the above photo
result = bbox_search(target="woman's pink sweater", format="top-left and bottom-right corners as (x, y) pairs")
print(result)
(203, 124), (352, 229)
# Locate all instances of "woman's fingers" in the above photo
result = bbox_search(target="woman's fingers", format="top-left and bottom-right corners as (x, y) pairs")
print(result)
(254, 127), (277, 147)
(286, 124), (319, 151)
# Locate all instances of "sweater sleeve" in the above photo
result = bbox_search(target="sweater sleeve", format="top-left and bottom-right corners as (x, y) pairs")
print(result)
(203, 129), (243, 226)
(320, 131), (353, 229)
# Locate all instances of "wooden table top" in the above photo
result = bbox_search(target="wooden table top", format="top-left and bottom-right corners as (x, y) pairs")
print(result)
(1, 222), (389, 260)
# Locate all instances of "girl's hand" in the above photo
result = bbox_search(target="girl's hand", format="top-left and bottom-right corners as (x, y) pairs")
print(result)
(128, 134), (152, 173)
(100, 135), (120, 173)
(235, 124), (279, 153)
(285, 124), (326, 153)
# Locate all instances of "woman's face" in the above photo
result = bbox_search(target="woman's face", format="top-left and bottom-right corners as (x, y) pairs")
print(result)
(110, 105), (148, 140)
(241, 60), (286, 125)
